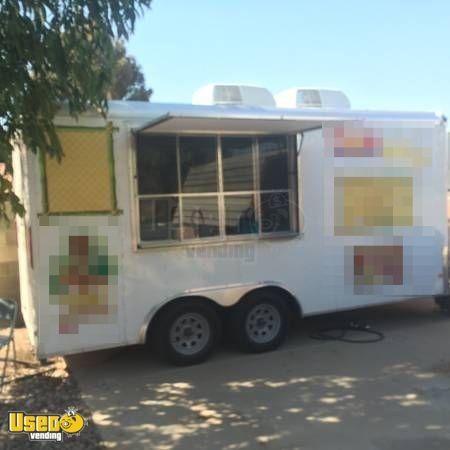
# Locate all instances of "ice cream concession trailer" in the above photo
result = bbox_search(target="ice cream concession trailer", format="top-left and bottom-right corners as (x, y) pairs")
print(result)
(13, 84), (449, 364)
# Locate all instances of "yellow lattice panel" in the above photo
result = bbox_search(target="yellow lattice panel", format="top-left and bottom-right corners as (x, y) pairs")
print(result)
(45, 128), (114, 213)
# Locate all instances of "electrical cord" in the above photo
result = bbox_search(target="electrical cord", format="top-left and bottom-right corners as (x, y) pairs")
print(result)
(309, 321), (385, 343)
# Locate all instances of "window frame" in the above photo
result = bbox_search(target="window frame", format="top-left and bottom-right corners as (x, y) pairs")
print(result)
(134, 132), (300, 248)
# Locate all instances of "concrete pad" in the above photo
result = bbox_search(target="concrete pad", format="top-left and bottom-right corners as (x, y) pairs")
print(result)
(67, 298), (450, 450)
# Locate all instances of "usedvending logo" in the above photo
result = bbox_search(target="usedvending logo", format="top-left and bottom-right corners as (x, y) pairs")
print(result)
(8, 407), (87, 442)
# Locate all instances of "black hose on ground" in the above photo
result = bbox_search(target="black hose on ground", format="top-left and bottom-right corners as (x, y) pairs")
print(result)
(309, 321), (385, 343)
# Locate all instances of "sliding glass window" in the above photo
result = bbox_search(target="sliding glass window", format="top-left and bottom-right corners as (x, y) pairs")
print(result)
(135, 133), (298, 245)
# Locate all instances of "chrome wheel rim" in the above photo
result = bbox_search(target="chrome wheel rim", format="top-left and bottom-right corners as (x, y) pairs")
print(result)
(170, 313), (211, 356)
(245, 303), (281, 344)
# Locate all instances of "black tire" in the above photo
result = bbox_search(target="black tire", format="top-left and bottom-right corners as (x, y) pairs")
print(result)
(149, 300), (221, 366)
(229, 290), (289, 353)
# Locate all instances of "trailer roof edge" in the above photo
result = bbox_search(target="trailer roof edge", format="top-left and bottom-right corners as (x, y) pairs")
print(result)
(55, 100), (444, 129)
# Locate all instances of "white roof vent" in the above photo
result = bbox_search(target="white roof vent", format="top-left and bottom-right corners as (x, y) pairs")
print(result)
(192, 84), (276, 107)
(275, 88), (351, 110)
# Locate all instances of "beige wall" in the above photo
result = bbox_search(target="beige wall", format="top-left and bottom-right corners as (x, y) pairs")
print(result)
(0, 221), (20, 305)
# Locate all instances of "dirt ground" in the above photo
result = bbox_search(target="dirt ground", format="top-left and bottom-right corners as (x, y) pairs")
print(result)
(0, 328), (104, 450)
(68, 298), (450, 450)
(3, 298), (450, 450)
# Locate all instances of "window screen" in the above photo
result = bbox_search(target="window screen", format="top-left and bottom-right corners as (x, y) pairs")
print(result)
(44, 127), (116, 214)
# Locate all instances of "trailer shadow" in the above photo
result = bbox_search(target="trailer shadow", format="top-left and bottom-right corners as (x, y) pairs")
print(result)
(66, 298), (450, 450)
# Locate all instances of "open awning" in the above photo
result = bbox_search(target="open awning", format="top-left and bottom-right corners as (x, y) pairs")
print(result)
(136, 114), (322, 135)
(132, 103), (441, 136)
(132, 104), (346, 135)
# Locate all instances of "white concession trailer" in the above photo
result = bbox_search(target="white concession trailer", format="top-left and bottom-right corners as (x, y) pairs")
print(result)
(13, 85), (449, 364)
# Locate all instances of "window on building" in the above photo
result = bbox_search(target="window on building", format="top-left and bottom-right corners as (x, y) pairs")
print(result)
(135, 134), (298, 244)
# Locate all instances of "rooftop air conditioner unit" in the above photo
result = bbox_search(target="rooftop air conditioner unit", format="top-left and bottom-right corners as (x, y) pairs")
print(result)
(192, 84), (276, 108)
(275, 88), (351, 110)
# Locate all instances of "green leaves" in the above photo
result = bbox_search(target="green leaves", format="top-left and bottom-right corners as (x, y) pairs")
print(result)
(109, 40), (153, 101)
(0, 173), (24, 225)
(0, 0), (152, 223)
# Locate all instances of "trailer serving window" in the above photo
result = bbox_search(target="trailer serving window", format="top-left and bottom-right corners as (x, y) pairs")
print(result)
(135, 134), (298, 245)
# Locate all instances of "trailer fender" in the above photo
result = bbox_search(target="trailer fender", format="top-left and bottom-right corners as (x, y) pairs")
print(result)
(138, 281), (302, 344)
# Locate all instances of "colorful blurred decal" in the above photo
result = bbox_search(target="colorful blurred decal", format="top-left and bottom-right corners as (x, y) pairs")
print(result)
(334, 176), (413, 235)
(353, 245), (403, 287)
(331, 125), (383, 158)
(323, 122), (432, 167)
(49, 228), (118, 334)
